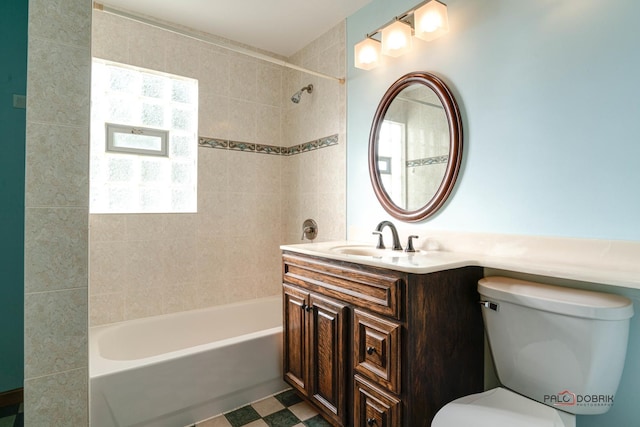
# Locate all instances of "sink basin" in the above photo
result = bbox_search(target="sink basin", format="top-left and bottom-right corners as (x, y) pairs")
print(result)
(330, 245), (414, 258)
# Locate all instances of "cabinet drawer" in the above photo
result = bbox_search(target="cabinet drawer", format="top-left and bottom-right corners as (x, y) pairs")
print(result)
(354, 375), (401, 427)
(283, 253), (403, 319)
(354, 309), (401, 393)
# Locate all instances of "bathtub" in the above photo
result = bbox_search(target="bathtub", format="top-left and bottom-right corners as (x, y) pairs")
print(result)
(90, 296), (286, 427)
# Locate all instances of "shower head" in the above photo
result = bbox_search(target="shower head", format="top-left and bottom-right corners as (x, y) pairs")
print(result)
(291, 84), (313, 104)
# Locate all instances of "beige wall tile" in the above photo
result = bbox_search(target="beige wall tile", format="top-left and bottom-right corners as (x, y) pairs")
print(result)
(199, 92), (231, 139)
(125, 214), (169, 242)
(24, 208), (88, 293)
(26, 37), (90, 127)
(197, 191), (233, 238)
(256, 104), (282, 144)
(256, 63), (283, 107)
(91, 9), (129, 63)
(90, 293), (125, 325)
(196, 235), (233, 281)
(25, 122), (89, 207)
(198, 147), (230, 188)
(317, 192), (346, 242)
(127, 23), (167, 71)
(164, 33), (202, 79)
(29, 0), (91, 47)
(125, 286), (164, 320)
(125, 240), (171, 288)
(228, 98), (257, 141)
(164, 238), (198, 284)
(89, 214), (127, 242)
(198, 48), (230, 97)
(89, 240), (128, 295)
(24, 368), (88, 425)
(24, 289), (88, 378)
(196, 278), (231, 308)
(162, 282), (199, 314)
(317, 142), (346, 194)
(229, 56), (258, 103)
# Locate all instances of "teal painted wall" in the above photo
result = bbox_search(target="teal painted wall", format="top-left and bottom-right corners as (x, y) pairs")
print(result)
(0, 0), (27, 392)
(346, 1), (640, 426)
(347, 0), (640, 241)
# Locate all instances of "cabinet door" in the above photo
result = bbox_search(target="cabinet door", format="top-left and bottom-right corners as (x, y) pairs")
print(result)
(308, 293), (348, 426)
(283, 284), (309, 394)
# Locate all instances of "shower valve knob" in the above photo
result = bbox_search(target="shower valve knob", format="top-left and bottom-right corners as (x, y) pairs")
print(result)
(301, 219), (318, 241)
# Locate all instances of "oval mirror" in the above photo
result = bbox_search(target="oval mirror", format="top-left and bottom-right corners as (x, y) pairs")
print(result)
(368, 71), (462, 222)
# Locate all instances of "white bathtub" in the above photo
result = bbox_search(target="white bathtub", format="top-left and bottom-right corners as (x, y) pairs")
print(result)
(90, 296), (286, 427)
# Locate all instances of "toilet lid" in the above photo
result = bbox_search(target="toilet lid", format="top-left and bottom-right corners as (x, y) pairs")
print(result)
(432, 388), (574, 427)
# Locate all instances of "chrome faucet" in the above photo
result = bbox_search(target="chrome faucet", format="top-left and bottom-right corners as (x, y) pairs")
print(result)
(373, 220), (402, 251)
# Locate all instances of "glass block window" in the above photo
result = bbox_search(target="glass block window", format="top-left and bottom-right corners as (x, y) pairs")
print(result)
(91, 60), (198, 213)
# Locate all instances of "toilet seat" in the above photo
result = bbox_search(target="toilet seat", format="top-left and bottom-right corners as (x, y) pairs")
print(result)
(431, 387), (575, 427)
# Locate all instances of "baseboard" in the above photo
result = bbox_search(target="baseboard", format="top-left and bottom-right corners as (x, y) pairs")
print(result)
(0, 388), (23, 407)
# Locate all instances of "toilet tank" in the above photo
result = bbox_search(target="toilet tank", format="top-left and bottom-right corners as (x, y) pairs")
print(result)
(479, 276), (634, 415)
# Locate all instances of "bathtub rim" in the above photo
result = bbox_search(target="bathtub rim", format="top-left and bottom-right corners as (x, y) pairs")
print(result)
(90, 295), (283, 378)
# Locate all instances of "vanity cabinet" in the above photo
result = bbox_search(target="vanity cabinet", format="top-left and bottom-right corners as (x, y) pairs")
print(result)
(282, 251), (484, 427)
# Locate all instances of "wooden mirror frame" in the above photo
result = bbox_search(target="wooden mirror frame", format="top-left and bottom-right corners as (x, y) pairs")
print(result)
(368, 71), (463, 222)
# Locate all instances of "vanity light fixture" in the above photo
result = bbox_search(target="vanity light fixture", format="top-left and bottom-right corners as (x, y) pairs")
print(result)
(413, 0), (449, 41)
(354, 0), (449, 70)
(354, 37), (382, 70)
(381, 20), (413, 57)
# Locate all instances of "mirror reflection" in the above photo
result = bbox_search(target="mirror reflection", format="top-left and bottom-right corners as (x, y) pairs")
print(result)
(377, 84), (450, 211)
(369, 71), (462, 222)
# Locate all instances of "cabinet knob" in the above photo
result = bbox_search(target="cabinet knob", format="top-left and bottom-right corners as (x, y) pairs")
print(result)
(367, 418), (376, 426)
(305, 304), (312, 312)
(366, 346), (376, 355)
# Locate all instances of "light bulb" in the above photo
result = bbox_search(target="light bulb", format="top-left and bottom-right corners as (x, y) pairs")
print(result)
(414, 0), (449, 42)
(381, 20), (413, 57)
(354, 38), (382, 70)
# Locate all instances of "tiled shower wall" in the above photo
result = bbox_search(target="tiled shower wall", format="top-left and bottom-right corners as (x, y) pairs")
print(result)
(90, 11), (346, 325)
(281, 24), (347, 244)
(24, 0), (90, 423)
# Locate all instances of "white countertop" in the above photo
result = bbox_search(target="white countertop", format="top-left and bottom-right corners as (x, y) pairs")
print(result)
(281, 240), (640, 291)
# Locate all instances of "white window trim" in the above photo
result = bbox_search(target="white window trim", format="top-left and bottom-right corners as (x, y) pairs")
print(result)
(106, 123), (169, 157)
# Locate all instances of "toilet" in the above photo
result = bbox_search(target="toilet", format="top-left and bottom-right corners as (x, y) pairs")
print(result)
(432, 276), (634, 427)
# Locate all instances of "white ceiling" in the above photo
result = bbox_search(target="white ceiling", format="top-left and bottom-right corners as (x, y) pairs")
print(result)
(100, 0), (372, 57)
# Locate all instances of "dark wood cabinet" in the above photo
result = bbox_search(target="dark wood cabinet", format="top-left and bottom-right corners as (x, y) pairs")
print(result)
(283, 285), (308, 392)
(282, 251), (485, 427)
(283, 284), (348, 426)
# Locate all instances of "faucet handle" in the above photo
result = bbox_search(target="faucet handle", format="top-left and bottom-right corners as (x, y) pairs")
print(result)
(372, 231), (385, 249)
(405, 235), (419, 253)
(301, 219), (318, 241)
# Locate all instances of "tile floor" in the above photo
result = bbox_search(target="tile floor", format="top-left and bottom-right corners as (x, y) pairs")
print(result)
(0, 390), (326, 427)
(0, 403), (23, 427)
(191, 389), (332, 427)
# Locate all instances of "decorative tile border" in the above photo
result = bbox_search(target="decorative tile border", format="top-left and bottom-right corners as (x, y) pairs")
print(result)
(199, 134), (338, 157)
(406, 154), (449, 168)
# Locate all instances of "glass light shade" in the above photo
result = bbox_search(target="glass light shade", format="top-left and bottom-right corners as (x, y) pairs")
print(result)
(354, 38), (382, 70)
(381, 20), (413, 57)
(414, 0), (449, 42)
